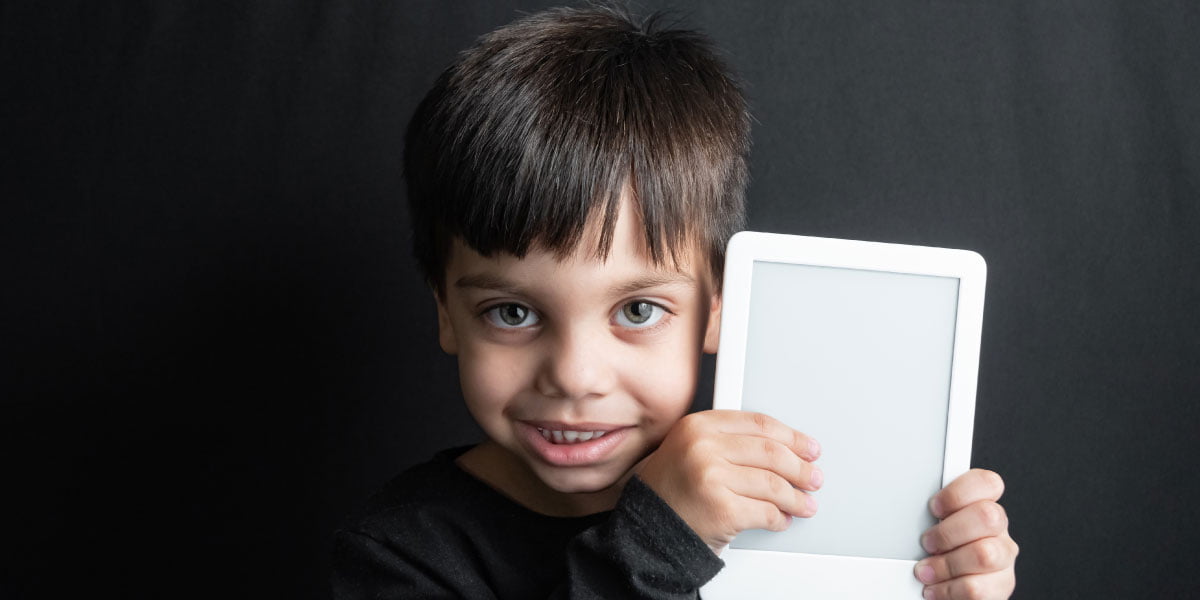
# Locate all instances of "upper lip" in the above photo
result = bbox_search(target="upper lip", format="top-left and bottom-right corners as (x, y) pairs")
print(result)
(523, 420), (628, 432)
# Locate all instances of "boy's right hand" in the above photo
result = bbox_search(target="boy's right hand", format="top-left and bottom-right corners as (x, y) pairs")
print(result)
(634, 410), (822, 555)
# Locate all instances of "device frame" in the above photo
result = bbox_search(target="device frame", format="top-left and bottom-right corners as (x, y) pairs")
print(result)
(701, 231), (987, 599)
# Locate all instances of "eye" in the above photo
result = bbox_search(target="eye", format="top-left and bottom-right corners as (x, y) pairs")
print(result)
(614, 300), (666, 329)
(484, 303), (540, 329)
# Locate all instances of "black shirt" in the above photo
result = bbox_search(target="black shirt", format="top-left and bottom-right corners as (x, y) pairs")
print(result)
(331, 446), (724, 599)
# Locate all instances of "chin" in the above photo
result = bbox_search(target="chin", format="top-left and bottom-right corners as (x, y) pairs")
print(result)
(538, 465), (625, 494)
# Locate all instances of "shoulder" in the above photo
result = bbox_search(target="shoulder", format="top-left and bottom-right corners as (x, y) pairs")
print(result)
(332, 446), (513, 597)
(343, 446), (497, 541)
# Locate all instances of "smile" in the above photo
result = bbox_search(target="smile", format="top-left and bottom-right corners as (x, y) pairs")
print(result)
(520, 421), (631, 466)
(536, 428), (610, 444)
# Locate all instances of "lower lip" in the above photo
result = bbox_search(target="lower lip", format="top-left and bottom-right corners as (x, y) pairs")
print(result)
(518, 423), (631, 467)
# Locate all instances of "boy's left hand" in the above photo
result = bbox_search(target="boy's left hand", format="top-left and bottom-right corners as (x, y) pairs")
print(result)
(915, 468), (1018, 600)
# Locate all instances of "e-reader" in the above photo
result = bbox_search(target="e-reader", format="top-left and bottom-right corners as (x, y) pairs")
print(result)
(699, 232), (986, 599)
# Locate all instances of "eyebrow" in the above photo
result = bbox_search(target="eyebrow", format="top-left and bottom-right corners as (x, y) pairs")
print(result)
(454, 273), (524, 295)
(454, 271), (695, 296)
(609, 272), (695, 296)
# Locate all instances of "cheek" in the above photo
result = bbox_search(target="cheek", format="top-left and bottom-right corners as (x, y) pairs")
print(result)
(456, 343), (530, 414)
(623, 336), (703, 424)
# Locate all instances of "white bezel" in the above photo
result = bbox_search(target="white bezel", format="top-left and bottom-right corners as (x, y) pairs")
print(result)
(701, 231), (986, 599)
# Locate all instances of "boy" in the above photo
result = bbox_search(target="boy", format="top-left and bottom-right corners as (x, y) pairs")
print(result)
(333, 6), (1017, 599)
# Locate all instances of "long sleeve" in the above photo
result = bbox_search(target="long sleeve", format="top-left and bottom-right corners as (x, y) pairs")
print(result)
(330, 458), (723, 600)
(554, 476), (724, 599)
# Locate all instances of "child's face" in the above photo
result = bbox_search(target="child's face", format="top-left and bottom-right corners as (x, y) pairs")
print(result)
(435, 192), (721, 497)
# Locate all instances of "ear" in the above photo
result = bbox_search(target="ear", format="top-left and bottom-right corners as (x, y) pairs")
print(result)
(434, 290), (458, 355)
(702, 293), (721, 354)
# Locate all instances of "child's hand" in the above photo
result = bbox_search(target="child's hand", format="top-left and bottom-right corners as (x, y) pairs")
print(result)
(915, 469), (1018, 599)
(634, 410), (822, 555)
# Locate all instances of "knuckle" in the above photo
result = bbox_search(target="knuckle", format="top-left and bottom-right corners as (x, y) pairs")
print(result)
(792, 429), (808, 454)
(926, 526), (946, 551)
(761, 504), (783, 529)
(973, 538), (1003, 570)
(979, 502), (1008, 533)
(685, 437), (714, 465)
(934, 529), (951, 552)
(768, 506), (787, 530)
(941, 486), (964, 511)
(690, 436), (716, 459)
(765, 471), (787, 497)
(751, 412), (771, 434)
(761, 438), (780, 461)
(696, 463), (721, 488)
(680, 442), (699, 467)
(959, 577), (986, 600)
(941, 553), (962, 579)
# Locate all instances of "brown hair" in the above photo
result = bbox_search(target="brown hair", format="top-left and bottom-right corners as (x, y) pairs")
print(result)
(405, 4), (750, 295)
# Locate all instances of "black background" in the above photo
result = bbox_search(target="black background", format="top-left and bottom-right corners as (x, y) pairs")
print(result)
(4, 1), (1197, 597)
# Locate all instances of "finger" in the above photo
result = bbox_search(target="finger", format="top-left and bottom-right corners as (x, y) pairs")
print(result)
(931, 469), (1004, 518)
(722, 497), (794, 534)
(720, 434), (823, 491)
(921, 501), (1009, 555)
(921, 569), (1016, 600)
(723, 464), (819, 519)
(914, 533), (1018, 584)
(711, 410), (821, 461)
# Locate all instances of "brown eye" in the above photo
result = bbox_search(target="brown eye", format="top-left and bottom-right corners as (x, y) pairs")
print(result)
(617, 301), (663, 328)
(486, 303), (538, 328)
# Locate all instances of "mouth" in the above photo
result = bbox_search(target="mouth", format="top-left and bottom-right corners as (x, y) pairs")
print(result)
(534, 426), (615, 445)
(519, 421), (632, 466)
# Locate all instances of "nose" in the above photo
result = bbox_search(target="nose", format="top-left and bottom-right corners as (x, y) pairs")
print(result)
(534, 325), (617, 401)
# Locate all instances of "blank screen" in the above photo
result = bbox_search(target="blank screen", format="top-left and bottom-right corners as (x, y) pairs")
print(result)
(731, 261), (960, 561)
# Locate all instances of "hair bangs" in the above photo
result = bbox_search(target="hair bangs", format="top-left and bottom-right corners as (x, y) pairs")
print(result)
(405, 5), (749, 293)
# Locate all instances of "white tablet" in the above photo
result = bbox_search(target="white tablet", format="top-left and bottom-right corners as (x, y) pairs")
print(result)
(700, 232), (986, 599)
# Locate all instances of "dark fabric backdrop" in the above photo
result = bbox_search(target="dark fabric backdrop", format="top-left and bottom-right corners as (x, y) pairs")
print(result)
(3, 1), (1197, 597)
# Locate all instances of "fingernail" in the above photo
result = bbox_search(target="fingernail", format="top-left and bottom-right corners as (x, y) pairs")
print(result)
(915, 562), (935, 584)
(810, 466), (823, 489)
(921, 533), (936, 554)
(806, 494), (818, 513)
(808, 439), (821, 458)
(929, 496), (943, 518)
(923, 587), (934, 600)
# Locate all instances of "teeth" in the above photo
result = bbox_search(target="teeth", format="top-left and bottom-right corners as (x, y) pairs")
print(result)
(537, 427), (612, 445)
